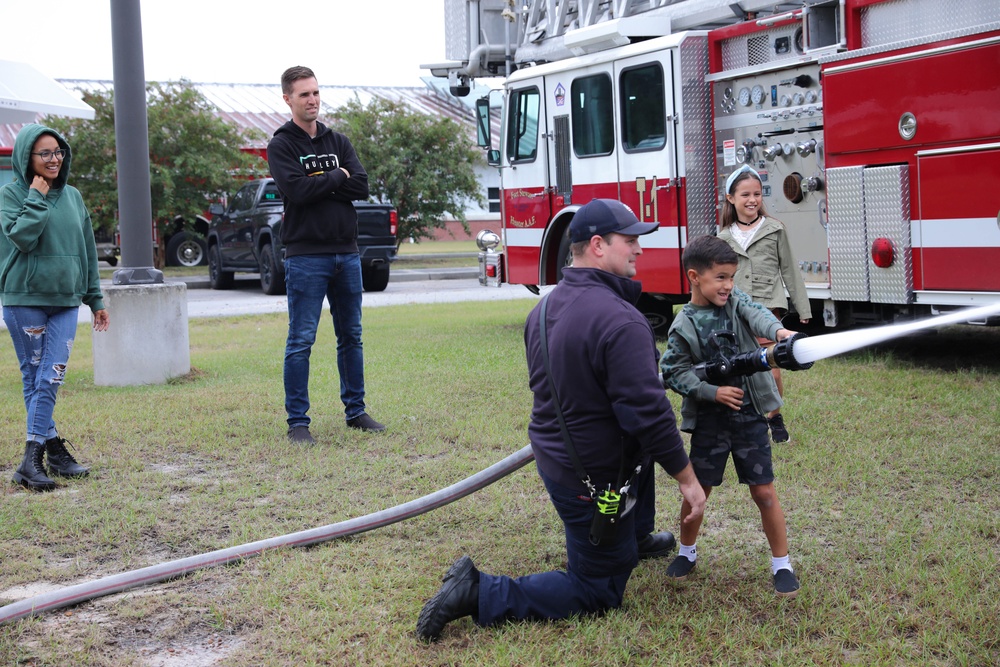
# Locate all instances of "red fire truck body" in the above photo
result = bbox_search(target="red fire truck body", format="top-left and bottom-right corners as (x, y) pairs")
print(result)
(475, 0), (1000, 329)
(494, 30), (715, 323)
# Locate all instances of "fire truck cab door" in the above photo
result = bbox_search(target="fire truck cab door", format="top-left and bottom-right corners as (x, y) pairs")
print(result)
(614, 49), (682, 292)
(614, 51), (678, 224)
(501, 78), (552, 285)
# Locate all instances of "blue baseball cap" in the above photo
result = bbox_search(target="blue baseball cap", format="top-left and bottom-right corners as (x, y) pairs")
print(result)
(569, 199), (658, 243)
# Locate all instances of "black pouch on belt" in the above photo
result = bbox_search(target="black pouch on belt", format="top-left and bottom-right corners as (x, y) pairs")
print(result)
(589, 486), (623, 545)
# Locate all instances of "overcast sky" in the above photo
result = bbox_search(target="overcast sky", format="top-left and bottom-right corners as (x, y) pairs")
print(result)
(0, 0), (451, 87)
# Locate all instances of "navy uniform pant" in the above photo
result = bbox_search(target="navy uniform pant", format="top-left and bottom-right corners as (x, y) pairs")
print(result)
(476, 462), (655, 626)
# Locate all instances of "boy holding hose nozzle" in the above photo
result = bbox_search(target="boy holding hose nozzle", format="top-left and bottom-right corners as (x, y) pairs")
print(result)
(660, 234), (809, 597)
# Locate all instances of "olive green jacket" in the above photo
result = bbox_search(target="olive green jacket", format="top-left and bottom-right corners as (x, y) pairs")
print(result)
(718, 217), (811, 319)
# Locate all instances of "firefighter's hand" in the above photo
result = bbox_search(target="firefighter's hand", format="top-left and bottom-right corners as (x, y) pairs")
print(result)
(92, 309), (110, 332)
(715, 385), (743, 411)
(672, 465), (706, 525)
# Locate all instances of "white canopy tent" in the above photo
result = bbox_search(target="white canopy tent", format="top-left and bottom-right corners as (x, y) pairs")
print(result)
(0, 60), (95, 123)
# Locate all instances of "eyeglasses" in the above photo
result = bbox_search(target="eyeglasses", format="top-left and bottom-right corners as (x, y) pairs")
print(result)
(31, 149), (67, 162)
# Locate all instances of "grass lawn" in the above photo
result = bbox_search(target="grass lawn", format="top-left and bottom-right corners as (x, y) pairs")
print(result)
(0, 301), (997, 666)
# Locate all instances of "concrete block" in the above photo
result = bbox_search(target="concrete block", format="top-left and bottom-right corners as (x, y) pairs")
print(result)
(92, 282), (190, 386)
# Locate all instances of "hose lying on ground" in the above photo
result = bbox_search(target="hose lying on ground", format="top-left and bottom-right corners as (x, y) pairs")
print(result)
(0, 444), (536, 625)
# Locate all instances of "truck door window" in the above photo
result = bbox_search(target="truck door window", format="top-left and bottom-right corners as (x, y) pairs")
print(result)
(621, 63), (666, 152)
(506, 87), (540, 163)
(571, 73), (613, 157)
(230, 186), (254, 215)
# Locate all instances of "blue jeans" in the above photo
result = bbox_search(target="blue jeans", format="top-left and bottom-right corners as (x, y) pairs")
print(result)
(476, 462), (655, 626)
(3, 306), (78, 443)
(283, 253), (366, 426)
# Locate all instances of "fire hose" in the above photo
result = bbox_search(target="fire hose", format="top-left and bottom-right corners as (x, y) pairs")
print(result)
(0, 445), (536, 625)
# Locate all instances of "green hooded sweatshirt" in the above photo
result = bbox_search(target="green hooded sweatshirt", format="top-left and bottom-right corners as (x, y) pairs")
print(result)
(0, 124), (104, 312)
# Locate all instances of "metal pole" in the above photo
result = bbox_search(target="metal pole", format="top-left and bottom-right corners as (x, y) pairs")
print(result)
(109, 0), (162, 284)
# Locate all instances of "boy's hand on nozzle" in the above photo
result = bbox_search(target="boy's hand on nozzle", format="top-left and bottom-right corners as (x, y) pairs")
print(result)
(715, 385), (744, 411)
(775, 328), (795, 341)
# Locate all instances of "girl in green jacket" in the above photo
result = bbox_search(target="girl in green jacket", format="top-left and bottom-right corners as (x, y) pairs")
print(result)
(717, 165), (811, 445)
(1, 124), (109, 491)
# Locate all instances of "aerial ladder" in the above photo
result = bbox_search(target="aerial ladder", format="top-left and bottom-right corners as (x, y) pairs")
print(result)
(427, 0), (806, 95)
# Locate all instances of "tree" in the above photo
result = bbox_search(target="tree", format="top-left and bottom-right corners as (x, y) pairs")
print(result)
(45, 81), (266, 240)
(330, 97), (485, 245)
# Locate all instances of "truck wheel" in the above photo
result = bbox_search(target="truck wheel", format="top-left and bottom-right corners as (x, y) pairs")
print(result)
(638, 294), (675, 337)
(105, 257), (118, 267)
(208, 244), (234, 290)
(362, 264), (390, 292)
(166, 232), (207, 267)
(259, 243), (286, 295)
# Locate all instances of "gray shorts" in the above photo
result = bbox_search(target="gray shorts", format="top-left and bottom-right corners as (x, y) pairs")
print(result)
(690, 404), (774, 486)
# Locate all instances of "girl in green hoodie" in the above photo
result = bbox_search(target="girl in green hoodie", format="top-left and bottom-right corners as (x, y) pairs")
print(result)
(1, 124), (109, 491)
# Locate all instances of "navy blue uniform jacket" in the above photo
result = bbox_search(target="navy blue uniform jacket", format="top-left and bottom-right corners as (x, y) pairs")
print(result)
(524, 267), (689, 492)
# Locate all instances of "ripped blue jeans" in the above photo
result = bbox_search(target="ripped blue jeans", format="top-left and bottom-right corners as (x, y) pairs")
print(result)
(3, 306), (78, 443)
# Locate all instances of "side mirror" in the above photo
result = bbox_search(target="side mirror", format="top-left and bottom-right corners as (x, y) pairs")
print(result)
(475, 97), (491, 149)
(486, 149), (501, 167)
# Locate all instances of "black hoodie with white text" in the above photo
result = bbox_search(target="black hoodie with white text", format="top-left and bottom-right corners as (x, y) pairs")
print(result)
(267, 120), (370, 257)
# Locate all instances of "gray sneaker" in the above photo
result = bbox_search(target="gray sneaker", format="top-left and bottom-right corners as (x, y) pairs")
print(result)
(287, 425), (316, 444)
(773, 568), (800, 598)
(665, 555), (696, 581)
(347, 413), (386, 433)
(768, 413), (790, 444)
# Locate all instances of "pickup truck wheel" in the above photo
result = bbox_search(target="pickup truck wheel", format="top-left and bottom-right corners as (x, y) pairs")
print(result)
(362, 264), (390, 292)
(259, 243), (286, 295)
(166, 232), (208, 267)
(105, 257), (118, 267)
(637, 294), (675, 336)
(208, 244), (234, 290)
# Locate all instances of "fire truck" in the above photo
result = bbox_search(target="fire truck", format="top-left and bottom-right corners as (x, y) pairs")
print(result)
(431, 0), (1000, 330)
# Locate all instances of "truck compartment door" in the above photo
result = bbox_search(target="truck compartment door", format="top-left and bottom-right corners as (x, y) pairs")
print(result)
(916, 146), (1000, 293)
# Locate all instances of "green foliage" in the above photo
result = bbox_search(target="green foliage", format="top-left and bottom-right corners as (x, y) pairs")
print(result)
(44, 81), (268, 235)
(331, 97), (485, 246)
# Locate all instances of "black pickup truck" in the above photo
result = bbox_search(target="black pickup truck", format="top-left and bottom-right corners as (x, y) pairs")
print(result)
(206, 178), (397, 295)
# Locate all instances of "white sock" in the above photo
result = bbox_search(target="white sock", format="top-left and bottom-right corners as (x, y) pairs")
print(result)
(771, 554), (792, 575)
(679, 543), (697, 562)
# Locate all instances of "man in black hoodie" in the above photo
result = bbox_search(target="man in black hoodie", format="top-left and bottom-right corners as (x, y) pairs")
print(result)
(416, 199), (706, 641)
(267, 66), (385, 443)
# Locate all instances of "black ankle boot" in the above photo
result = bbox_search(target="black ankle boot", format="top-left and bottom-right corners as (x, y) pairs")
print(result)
(12, 441), (56, 491)
(45, 437), (90, 478)
(416, 555), (480, 642)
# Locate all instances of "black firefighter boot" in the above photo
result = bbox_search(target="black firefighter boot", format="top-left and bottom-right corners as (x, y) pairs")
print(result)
(45, 437), (90, 478)
(12, 440), (57, 491)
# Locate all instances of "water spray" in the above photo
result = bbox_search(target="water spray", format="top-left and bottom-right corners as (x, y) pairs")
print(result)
(790, 302), (1000, 365)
